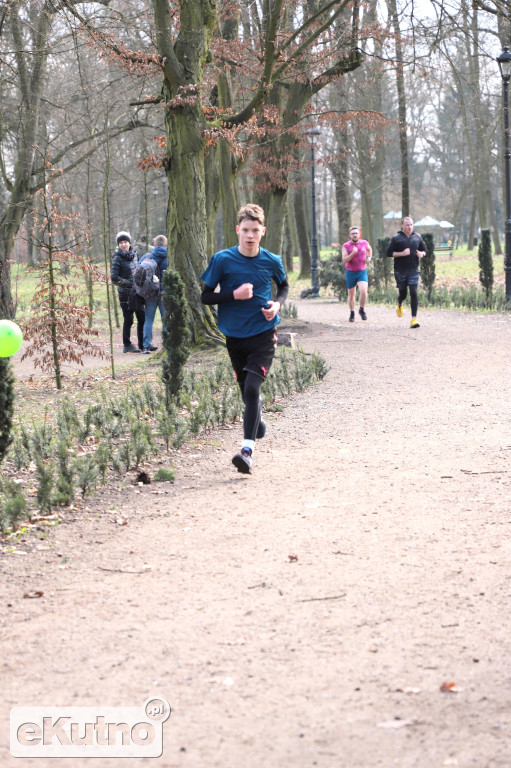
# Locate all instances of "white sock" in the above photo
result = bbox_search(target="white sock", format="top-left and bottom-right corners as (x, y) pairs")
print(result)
(242, 439), (255, 453)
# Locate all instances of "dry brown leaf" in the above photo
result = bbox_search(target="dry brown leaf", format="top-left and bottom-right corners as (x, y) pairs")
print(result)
(440, 681), (460, 693)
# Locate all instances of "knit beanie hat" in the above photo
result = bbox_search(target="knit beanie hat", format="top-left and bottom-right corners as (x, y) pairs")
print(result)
(116, 231), (131, 245)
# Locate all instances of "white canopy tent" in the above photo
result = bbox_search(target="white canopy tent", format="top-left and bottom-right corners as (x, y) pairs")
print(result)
(414, 215), (440, 227)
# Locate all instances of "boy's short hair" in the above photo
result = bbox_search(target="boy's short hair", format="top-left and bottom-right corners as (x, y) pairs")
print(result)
(153, 235), (167, 247)
(237, 204), (265, 226)
(349, 226), (359, 233)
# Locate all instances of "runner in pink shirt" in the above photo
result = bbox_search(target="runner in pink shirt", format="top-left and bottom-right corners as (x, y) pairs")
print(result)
(342, 226), (372, 322)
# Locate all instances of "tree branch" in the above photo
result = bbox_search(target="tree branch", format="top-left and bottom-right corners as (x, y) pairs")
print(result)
(272, 0), (353, 82)
(311, 49), (363, 94)
(152, 0), (186, 89)
(30, 119), (150, 181)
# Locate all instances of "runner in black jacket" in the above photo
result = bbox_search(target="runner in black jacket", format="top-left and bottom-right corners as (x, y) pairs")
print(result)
(386, 216), (426, 328)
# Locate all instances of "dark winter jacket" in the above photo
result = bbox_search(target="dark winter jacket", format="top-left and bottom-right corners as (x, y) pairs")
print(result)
(111, 247), (138, 296)
(386, 230), (426, 272)
(140, 246), (168, 294)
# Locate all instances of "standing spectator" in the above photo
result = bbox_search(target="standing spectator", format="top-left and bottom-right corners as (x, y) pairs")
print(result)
(134, 234), (148, 259)
(200, 204), (289, 475)
(140, 235), (167, 354)
(111, 231), (144, 352)
(386, 216), (426, 328)
(341, 226), (372, 322)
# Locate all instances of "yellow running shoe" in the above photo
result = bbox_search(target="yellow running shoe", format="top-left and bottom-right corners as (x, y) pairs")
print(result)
(396, 304), (403, 317)
(410, 317), (420, 328)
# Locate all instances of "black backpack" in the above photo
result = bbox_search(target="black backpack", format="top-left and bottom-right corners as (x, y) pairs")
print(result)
(134, 258), (160, 300)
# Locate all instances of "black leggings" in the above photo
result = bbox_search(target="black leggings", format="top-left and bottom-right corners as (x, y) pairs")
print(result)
(398, 284), (418, 317)
(119, 295), (145, 348)
(237, 371), (263, 441)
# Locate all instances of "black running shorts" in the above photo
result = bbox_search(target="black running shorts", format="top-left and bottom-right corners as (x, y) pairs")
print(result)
(394, 267), (419, 289)
(225, 328), (278, 380)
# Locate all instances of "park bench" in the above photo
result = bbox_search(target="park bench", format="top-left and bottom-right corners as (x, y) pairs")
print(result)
(435, 244), (453, 257)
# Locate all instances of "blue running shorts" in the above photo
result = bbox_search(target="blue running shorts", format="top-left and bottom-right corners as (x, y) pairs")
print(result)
(345, 269), (368, 290)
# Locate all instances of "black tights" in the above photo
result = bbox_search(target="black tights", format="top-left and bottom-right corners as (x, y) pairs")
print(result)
(237, 371), (263, 441)
(398, 284), (418, 317)
(119, 295), (144, 348)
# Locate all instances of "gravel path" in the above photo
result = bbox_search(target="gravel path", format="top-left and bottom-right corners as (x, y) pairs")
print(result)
(2, 299), (511, 768)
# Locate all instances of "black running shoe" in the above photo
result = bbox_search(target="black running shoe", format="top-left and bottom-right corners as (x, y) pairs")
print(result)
(359, 307), (367, 320)
(232, 447), (253, 474)
(349, 311), (355, 323)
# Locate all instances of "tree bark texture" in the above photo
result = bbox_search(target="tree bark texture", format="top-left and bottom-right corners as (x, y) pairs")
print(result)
(388, 0), (410, 219)
(154, 0), (223, 345)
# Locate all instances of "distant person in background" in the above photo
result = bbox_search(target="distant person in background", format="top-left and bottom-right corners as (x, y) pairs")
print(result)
(386, 216), (426, 329)
(342, 226), (372, 322)
(111, 231), (144, 353)
(135, 234), (148, 259)
(140, 235), (167, 353)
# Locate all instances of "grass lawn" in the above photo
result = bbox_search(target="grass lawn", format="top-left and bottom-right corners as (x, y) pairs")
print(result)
(317, 245), (505, 287)
(11, 244), (506, 326)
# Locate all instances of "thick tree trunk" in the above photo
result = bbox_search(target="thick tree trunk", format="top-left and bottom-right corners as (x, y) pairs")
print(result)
(286, 187), (299, 271)
(388, 0), (410, 218)
(284, 213), (294, 273)
(332, 154), (351, 245)
(218, 140), (239, 246)
(1, 6), (50, 318)
(0, 196), (28, 317)
(155, 0), (223, 346)
(468, 197), (477, 251)
(265, 189), (287, 254)
(165, 107), (221, 345)
(205, 144), (221, 256)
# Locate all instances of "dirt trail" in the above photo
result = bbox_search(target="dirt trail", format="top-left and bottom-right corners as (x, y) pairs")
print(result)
(2, 299), (511, 768)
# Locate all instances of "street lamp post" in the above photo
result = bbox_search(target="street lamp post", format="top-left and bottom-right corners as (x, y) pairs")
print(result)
(497, 46), (511, 302)
(306, 127), (321, 298)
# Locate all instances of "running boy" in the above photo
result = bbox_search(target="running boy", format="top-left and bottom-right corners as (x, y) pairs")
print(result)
(200, 204), (289, 474)
(342, 226), (372, 322)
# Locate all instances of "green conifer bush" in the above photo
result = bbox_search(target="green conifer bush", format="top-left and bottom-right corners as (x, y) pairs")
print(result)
(35, 457), (54, 515)
(420, 233), (436, 299)
(75, 454), (99, 497)
(161, 269), (192, 403)
(53, 438), (75, 506)
(0, 359), (15, 465)
(478, 228), (493, 305)
(374, 237), (391, 289)
(0, 476), (27, 533)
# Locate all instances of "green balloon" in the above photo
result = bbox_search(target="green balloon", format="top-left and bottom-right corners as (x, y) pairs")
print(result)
(0, 319), (23, 358)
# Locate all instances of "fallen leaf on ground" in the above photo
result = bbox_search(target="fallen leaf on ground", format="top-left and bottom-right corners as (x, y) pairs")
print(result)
(23, 591), (44, 599)
(440, 681), (460, 693)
